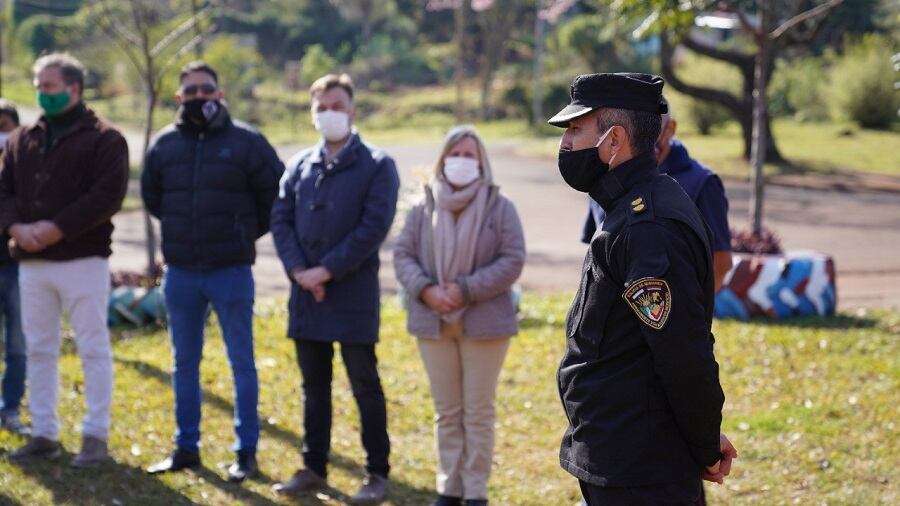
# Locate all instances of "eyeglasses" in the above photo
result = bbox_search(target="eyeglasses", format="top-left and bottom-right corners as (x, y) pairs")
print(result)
(181, 84), (217, 96)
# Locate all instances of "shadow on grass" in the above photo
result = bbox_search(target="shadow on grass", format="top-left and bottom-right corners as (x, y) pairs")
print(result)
(721, 313), (879, 330)
(116, 358), (303, 449)
(190, 466), (283, 505)
(0, 491), (24, 506)
(3, 448), (199, 505)
(115, 358), (435, 505)
(518, 315), (566, 331)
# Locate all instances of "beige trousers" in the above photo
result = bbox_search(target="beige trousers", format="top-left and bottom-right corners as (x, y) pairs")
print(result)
(417, 321), (510, 500)
(19, 257), (113, 440)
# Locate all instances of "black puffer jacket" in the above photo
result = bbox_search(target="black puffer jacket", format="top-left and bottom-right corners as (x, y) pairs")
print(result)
(141, 105), (284, 270)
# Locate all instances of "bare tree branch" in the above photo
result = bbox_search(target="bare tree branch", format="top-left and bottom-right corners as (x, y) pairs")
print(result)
(94, 0), (142, 46)
(155, 25), (217, 89)
(731, 4), (762, 38)
(93, 0), (146, 75)
(769, 0), (843, 40)
(150, 4), (211, 57)
(682, 31), (755, 68)
(659, 32), (744, 114)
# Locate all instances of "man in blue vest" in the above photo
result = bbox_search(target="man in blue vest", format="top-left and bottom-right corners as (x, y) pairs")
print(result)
(581, 96), (733, 291)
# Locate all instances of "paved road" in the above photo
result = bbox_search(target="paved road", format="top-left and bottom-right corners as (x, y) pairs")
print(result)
(17, 104), (898, 308)
(109, 140), (900, 311)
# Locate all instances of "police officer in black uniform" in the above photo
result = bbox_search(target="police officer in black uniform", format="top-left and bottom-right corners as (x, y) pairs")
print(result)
(549, 73), (737, 505)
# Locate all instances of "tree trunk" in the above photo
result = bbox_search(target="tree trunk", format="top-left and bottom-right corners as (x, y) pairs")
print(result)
(191, 0), (205, 57)
(0, 30), (4, 98)
(454, 3), (466, 122)
(476, 2), (516, 122)
(750, 3), (772, 235)
(532, 2), (544, 129)
(660, 31), (785, 164)
(739, 103), (783, 162)
(478, 65), (493, 121)
(142, 80), (159, 277)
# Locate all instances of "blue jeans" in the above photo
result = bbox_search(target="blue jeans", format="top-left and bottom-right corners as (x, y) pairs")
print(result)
(0, 262), (26, 417)
(163, 265), (259, 453)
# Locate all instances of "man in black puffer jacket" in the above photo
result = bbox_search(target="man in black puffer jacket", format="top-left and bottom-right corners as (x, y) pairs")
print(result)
(141, 61), (284, 483)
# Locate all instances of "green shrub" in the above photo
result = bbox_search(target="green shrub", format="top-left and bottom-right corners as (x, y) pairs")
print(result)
(769, 56), (830, 121)
(348, 34), (438, 89)
(675, 54), (741, 134)
(300, 44), (338, 85)
(15, 14), (57, 57)
(686, 99), (732, 135)
(501, 80), (571, 124)
(828, 34), (899, 129)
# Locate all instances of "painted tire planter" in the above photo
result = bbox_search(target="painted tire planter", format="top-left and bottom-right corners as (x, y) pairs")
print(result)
(108, 285), (166, 327)
(715, 250), (836, 320)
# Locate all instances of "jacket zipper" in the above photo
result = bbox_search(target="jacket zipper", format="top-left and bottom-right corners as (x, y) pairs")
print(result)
(192, 133), (204, 257)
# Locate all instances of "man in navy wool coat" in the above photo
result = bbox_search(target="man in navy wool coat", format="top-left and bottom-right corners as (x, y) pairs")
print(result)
(271, 73), (400, 505)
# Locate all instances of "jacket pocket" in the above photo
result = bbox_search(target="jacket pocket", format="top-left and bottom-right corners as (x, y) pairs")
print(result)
(565, 265), (591, 339)
(577, 268), (616, 349)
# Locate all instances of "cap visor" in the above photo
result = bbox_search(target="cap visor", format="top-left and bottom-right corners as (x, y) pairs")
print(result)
(547, 104), (593, 127)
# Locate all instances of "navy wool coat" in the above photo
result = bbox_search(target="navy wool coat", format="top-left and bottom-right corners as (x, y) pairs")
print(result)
(271, 134), (400, 343)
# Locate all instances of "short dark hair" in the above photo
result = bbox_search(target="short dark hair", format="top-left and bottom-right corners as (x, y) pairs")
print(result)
(33, 52), (85, 92)
(179, 61), (218, 85)
(0, 99), (19, 126)
(310, 73), (354, 101)
(596, 107), (661, 154)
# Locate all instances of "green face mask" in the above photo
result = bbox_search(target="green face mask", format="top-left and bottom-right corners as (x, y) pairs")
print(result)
(37, 89), (71, 117)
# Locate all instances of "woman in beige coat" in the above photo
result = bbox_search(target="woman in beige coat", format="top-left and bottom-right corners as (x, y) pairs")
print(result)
(394, 126), (525, 506)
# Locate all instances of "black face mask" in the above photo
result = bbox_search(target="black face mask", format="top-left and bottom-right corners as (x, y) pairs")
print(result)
(178, 99), (220, 131)
(558, 147), (609, 192)
(558, 127), (614, 192)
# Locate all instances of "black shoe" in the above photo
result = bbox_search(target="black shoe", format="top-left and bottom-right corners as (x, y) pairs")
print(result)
(464, 500), (488, 506)
(432, 495), (463, 506)
(147, 448), (201, 474)
(227, 450), (258, 482)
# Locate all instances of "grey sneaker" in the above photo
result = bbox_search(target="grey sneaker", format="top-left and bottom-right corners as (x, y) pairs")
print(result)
(0, 413), (31, 436)
(70, 436), (109, 468)
(350, 474), (389, 504)
(8, 436), (62, 461)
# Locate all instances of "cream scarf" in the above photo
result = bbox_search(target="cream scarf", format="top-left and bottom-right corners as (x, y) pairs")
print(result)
(425, 178), (490, 322)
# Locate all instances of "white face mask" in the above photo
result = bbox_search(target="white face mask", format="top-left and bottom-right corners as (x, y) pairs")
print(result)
(0, 133), (8, 148)
(313, 110), (351, 143)
(443, 156), (481, 187)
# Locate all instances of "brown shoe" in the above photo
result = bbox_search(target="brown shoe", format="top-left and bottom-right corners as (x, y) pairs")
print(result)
(8, 436), (62, 461)
(350, 474), (389, 504)
(70, 436), (110, 468)
(273, 469), (327, 495)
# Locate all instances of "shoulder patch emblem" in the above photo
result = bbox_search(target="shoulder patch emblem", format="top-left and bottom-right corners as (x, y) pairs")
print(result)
(623, 277), (672, 330)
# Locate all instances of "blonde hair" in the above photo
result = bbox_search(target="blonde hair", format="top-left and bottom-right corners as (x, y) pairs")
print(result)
(309, 73), (354, 100)
(433, 125), (494, 185)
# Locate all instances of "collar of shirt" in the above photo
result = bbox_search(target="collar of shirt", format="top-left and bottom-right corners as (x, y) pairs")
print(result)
(589, 150), (658, 212)
(658, 138), (691, 176)
(314, 133), (360, 170)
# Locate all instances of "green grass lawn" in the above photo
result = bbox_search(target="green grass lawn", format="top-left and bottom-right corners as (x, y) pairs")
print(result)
(0, 295), (897, 505)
